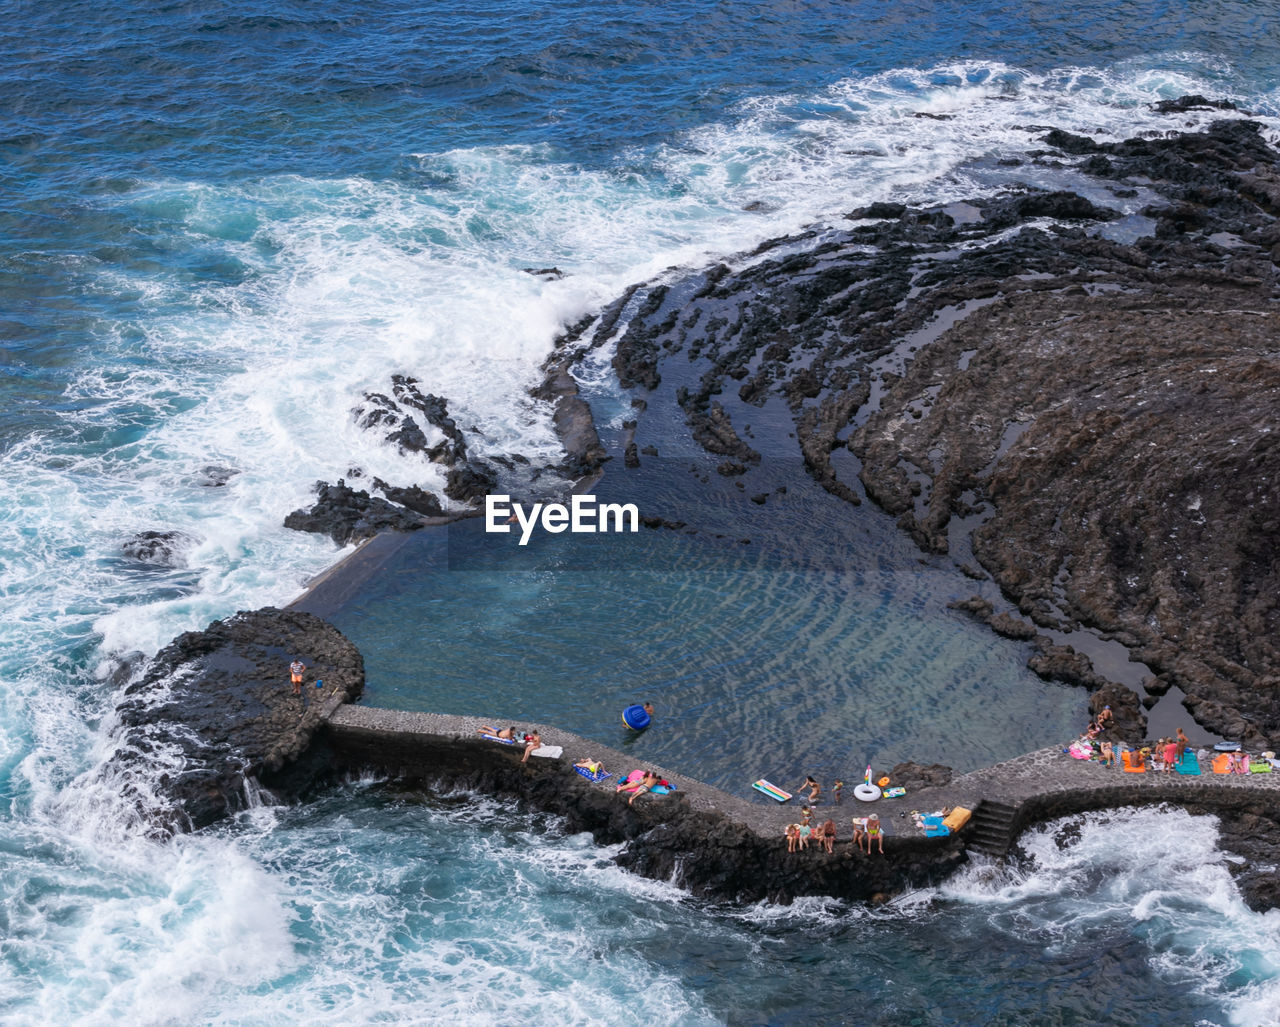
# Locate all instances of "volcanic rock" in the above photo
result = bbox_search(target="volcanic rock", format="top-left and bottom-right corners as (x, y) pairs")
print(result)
(285, 479), (426, 545)
(106, 607), (364, 834)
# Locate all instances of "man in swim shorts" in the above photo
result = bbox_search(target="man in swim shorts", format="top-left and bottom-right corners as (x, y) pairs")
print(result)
(289, 659), (306, 696)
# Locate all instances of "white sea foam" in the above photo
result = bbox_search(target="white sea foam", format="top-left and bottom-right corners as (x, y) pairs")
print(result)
(936, 806), (1280, 1026)
(1, 57), (1278, 1024)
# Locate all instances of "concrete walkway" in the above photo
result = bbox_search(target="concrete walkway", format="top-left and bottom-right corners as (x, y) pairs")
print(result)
(326, 705), (1280, 852)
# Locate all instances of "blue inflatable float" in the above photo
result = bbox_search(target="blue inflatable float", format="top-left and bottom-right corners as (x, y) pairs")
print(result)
(622, 704), (651, 731)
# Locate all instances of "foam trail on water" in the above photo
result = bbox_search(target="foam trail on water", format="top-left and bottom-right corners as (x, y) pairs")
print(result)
(936, 806), (1280, 1026)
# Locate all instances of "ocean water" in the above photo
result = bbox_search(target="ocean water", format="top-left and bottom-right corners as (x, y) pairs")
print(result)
(3, 1), (1280, 1022)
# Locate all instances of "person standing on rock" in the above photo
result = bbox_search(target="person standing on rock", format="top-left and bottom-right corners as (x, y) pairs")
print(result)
(289, 658), (306, 696)
(1176, 727), (1190, 761)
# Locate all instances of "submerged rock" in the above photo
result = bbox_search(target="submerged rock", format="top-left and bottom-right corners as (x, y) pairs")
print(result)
(121, 529), (201, 566)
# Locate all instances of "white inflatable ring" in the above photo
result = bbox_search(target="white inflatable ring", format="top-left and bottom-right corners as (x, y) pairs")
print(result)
(853, 783), (881, 802)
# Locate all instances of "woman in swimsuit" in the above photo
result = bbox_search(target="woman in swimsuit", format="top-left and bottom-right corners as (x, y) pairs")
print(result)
(520, 731), (542, 763)
(851, 818), (866, 853)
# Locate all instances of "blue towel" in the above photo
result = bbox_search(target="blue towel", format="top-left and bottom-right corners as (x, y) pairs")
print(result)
(1176, 751), (1201, 775)
(574, 765), (611, 783)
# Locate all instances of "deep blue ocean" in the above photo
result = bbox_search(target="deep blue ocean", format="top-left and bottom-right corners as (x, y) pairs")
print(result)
(3, 2), (1280, 1023)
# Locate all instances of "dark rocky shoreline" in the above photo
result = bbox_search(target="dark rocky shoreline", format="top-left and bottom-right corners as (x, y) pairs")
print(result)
(274, 107), (1279, 758)
(540, 108), (1280, 751)
(108, 104), (1280, 907)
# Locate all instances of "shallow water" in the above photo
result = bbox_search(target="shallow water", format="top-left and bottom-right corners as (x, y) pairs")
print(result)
(325, 462), (1086, 791)
(4, 1), (1280, 1022)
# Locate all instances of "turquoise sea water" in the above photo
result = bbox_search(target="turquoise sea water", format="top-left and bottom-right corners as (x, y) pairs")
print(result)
(3, 1), (1280, 1022)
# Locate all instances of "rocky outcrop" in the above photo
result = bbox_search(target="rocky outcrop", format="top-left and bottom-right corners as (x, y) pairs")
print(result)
(121, 529), (201, 566)
(105, 607), (364, 834)
(552, 108), (1279, 745)
(284, 478), (428, 546)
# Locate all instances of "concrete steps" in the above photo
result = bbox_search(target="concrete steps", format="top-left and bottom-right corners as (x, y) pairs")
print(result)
(965, 799), (1021, 856)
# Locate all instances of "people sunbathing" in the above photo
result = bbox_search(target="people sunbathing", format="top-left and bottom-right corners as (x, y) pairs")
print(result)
(477, 725), (517, 740)
(617, 769), (664, 805)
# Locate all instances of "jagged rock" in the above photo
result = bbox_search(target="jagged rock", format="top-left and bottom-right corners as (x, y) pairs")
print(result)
(1151, 94), (1239, 114)
(354, 376), (469, 466)
(1027, 640), (1108, 690)
(444, 462), (499, 505)
(988, 612), (1039, 641)
(539, 364), (608, 478)
(284, 479), (425, 545)
(371, 479), (445, 517)
(1088, 682), (1147, 743)
(121, 530), (201, 566)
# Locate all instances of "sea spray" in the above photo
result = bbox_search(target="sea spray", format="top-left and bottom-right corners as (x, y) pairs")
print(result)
(3, 1), (1280, 1018)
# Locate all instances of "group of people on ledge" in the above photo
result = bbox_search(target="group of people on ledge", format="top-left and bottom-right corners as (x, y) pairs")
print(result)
(785, 810), (883, 854)
(475, 724), (545, 763)
(1068, 715), (1280, 775)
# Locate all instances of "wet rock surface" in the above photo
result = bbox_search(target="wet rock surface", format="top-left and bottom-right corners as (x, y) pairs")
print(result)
(284, 478), (429, 546)
(1207, 805), (1280, 911)
(121, 529), (201, 566)
(106, 607), (364, 834)
(549, 108), (1280, 747)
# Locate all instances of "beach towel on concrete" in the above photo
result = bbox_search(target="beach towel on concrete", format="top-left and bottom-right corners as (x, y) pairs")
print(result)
(1212, 753), (1232, 774)
(1176, 751), (1201, 775)
(530, 745), (563, 759)
(574, 762), (611, 783)
(1122, 751), (1146, 773)
(481, 734), (519, 745)
(922, 814), (949, 837)
(616, 769), (675, 795)
(1250, 761), (1273, 774)
(943, 807), (972, 832)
